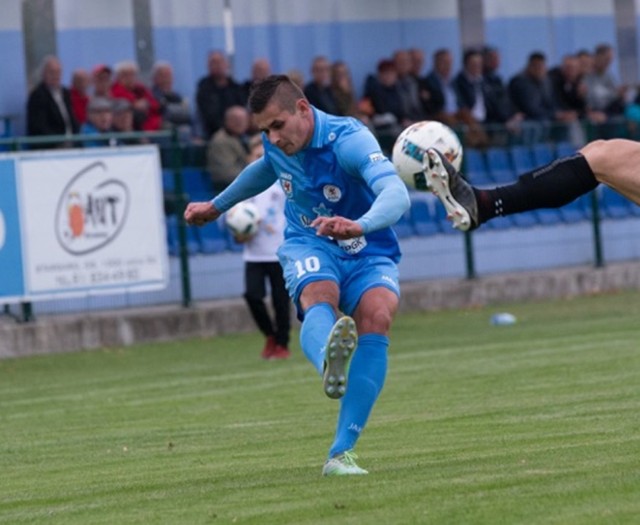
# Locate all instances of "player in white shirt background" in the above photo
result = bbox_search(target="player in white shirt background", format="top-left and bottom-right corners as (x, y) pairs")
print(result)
(239, 136), (291, 360)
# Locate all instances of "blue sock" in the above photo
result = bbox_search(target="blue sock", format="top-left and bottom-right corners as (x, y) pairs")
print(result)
(328, 333), (389, 458)
(299, 302), (336, 375)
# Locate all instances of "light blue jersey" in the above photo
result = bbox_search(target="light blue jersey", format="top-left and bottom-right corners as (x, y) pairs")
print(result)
(213, 107), (408, 263)
(265, 108), (403, 261)
(212, 107), (409, 315)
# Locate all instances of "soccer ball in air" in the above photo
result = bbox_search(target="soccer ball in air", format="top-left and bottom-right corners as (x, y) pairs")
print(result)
(225, 201), (261, 238)
(391, 121), (463, 190)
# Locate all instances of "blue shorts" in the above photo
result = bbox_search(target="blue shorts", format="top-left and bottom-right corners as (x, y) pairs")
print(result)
(277, 237), (400, 319)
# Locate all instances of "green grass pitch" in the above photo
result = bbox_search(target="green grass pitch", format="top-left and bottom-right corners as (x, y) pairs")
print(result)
(1, 291), (639, 524)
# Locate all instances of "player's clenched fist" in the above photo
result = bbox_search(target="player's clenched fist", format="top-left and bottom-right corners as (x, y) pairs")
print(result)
(184, 201), (220, 226)
(311, 216), (364, 240)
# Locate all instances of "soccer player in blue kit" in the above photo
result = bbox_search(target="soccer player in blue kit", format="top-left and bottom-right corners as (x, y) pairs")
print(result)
(185, 75), (410, 476)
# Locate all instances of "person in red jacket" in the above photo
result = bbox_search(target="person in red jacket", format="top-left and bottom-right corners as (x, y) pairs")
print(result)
(110, 61), (162, 131)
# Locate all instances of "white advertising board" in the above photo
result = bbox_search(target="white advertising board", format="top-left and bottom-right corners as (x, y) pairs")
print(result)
(0, 146), (168, 302)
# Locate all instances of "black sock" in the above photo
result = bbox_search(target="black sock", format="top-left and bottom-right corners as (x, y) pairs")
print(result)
(474, 154), (599, 223)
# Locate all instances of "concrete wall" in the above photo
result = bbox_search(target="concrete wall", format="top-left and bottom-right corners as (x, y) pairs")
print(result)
(3, 260), (640, 359)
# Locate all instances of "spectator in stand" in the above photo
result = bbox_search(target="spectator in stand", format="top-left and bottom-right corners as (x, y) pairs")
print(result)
(423, 48), (487, 147)
(287, 69), (305, 90)
(150, 61), (192, 133)
(237, 135), (291, 360)
(111, 98), (145, 144)
(207, 105), (251, 191)
(548, 54), (592, 144)
(422, 48), (459, 123)
(304, 56), (339, 115)
(576, 49), (594, 78)
(80, 97), (113, 147)
(26, 55), (79, 148)
(482, 46), (502, 90)
(508, 52), (559, 141)
(110, 61), (162, 132)
(584, 43), (627, 119)
(623, 89), (640, 137)
(242, 58), (272, 134)
(548, 55), (588, 116)
(242, 58), (271, 101)
(393, 49), (426, 122)
(330, 61), (358, 118)
(408, 47), (425, 79)
(451, 48), (489, 147)
(482, 47), (524, 131)
(196, 50), (245, 139)
(364, 59), (406, 141)
(330, 61), (372, 128)
(92, 64), (113, 99)
(69, 69), (90, 125)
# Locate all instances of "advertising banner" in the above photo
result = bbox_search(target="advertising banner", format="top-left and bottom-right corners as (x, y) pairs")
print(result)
(0, 146), (168, 302)
(0, 158), (25, 301)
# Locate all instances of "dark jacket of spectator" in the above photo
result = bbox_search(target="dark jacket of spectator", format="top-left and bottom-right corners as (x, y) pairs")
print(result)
(482, 71), (515, 124)
(508, 53), (556, 121)
(453, 73), (483, 113)
(304, 57), (339, 115)
(304, 81), (339, 115)
(27, 82), (79, 138)
(196, 76), (245, 139)
(548, 60), (587, 115)
(365, 60), (406, 126)
(421, 72), (448, 117)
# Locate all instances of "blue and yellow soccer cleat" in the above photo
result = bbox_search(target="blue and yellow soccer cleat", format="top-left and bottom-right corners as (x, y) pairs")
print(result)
(322, 316), (357, 399)
(322, 450), (369, 476)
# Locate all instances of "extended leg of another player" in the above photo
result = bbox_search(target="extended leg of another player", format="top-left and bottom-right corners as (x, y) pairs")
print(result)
(580, 139), (640, 205)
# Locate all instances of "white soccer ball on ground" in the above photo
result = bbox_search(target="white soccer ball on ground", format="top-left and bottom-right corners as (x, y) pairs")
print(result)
(391, 120), (464, 190)
(225, 201), (261, 238)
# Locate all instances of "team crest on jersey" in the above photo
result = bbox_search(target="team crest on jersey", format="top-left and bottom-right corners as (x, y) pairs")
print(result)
(323, 184), (342, 202)
(281, 179), (293, 198)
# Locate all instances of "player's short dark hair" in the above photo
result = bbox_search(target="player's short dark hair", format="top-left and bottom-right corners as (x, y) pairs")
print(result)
(248, 74), (306, 114)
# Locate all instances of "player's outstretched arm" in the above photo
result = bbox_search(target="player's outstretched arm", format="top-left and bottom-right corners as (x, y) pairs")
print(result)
(185, 156), (277, 227)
